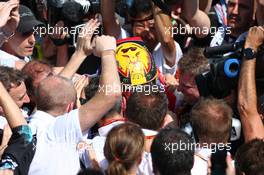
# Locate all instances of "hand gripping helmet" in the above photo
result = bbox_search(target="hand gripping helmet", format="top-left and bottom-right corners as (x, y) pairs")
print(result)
(116, 37), (158, 86)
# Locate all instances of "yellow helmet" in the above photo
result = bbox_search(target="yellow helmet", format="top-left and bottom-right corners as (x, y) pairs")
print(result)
(116, 37), (158, 86)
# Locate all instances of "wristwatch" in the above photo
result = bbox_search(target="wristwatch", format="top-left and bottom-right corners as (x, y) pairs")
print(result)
(243, 48), (256, 59)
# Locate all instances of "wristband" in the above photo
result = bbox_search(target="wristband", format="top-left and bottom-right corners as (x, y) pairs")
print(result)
(101, 49), (116, 57)
(0, 156), (18, 171)
(102, 49), (116, 53)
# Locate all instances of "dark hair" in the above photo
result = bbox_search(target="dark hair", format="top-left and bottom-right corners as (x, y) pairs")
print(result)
(191, 97), (232, 144)
(61, 1), (83, 25)
(104, 122), (144, 175)
(0, 66), (26, 91)
(125, 91), (168, 130)
(257, 93), (264, 120)
(84, 76), (122, 116)
(235, 139), (264, 175)
(77, 168), (104, 175)
(178, 47), (209, 76)
(151, 125), (195, 175)
(84, 77), (100, 101)
(129, 0), (152, 19)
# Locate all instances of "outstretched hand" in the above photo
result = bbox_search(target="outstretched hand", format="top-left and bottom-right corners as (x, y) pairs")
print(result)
(75, 19), (100, 57)
(92, 35), (116, 57)
(0, 0), (19, 36)
(245, 26), (264, 52)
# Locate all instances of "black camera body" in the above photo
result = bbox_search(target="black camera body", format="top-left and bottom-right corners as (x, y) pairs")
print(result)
(61, 0), (100, 27)
(196, 41), (264, 99)
(116, 0), (174, 17)
(89, 0), (100, 14)
(47, 0), (102, 47)
(211, 146), (228, 175)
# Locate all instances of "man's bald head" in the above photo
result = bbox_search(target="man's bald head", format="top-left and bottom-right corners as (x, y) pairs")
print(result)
(35, 76), (76, 115)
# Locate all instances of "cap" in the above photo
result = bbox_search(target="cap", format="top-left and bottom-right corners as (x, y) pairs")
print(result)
(17, 5), (44, 34)
(61, 1), (83, 24)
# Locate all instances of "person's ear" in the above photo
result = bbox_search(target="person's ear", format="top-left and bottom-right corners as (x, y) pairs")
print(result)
(0, 106), (4, 116)
(66, 102), (75, 113)
(161, 113), (174, 128)
(260, 114), (264, 121)
(121, 96), (126, 117)
(136, 152), (144, 166)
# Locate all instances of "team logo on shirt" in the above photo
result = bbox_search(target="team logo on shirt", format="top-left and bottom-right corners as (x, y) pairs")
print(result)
(116, 37), (158, 86)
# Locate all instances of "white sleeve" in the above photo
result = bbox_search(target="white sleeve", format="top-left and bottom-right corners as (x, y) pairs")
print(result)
(0, 58), (15, 68)
(153, 41), (183, 75)
(137, 152), (154, 175)
(0, 116), (7, 129)
(48, 109), (83, 143)
(118, 27), (130, 40)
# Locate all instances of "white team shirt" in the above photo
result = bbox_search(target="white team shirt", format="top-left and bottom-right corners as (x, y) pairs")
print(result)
(28, 109), (83, 175)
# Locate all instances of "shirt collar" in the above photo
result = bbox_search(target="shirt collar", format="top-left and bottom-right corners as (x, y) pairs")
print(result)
(142, 128), (158, 137)
(29, 110), (55, 123)
(0, 50), (20, 61)
(195, 147), (212, 160)
(0, 49), (30, 62)
(98, 121), (125, 137)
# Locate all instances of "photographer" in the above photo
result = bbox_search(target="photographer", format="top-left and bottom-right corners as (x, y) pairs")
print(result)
(238, 26), (264, 142)
(210, 0), (255, 47)
(177, 47), (243, 157)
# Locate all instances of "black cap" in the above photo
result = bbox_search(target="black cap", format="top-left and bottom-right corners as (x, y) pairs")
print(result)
(17, 5), (44, 34)
(61, 1), (83, 24)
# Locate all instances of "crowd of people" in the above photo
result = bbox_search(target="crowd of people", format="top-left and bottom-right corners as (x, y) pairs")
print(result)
(0, 0), (264, 175)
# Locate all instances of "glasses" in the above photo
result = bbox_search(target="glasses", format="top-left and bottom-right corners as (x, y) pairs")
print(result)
(121, 47), (137, 53)
(133, 19), (155, 31)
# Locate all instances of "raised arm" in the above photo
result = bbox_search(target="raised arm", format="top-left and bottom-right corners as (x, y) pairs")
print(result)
(100, 0), (121, 39)
(0, 82), (26, 129)
(0, 0), (19, 47)
(256, 0), (264, 25)
(78, 35), (121, 131)
(0, 83), (35, 175)
(153, 5), (176, 67)
(59, 19), (100, 79)
(182, 0), (211, 38)
(199, 0), (213, 14)
(238, 26), (264, 142)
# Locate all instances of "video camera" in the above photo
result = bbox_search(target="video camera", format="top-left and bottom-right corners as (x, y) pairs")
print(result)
(47, 0), (101, 47)
(61, 0), (100, 27)
(48, 0), (100, 26)
(116, 0), (179, 17)
(196, 41), (264, 99)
